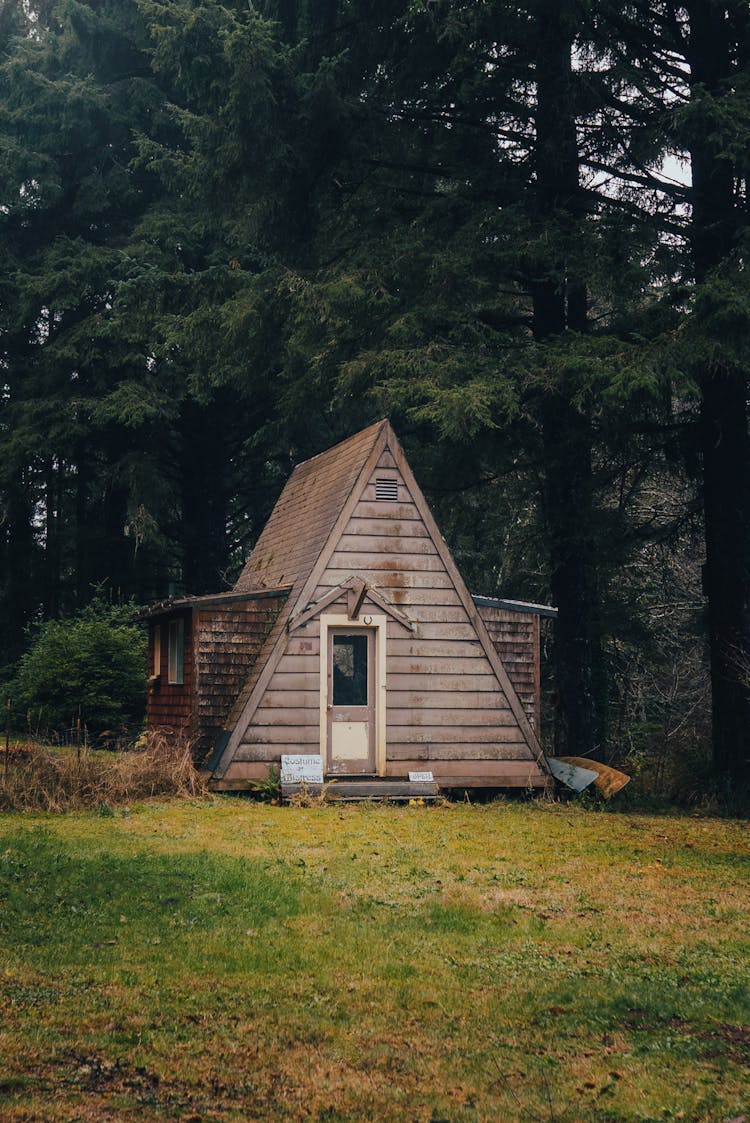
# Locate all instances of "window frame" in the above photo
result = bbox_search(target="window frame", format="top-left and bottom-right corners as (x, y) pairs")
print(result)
(152, 624), (162, 677)
(168, 618), (184, 685)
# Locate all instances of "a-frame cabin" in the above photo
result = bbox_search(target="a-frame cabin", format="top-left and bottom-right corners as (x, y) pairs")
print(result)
(144, 420), (554, 792)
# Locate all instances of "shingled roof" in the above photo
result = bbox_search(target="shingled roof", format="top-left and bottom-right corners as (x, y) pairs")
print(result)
(234, 419), (389, 594)
(217, 420), (393, 743)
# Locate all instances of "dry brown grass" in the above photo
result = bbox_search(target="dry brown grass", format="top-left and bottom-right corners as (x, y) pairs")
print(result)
(0, 732), (206, 812)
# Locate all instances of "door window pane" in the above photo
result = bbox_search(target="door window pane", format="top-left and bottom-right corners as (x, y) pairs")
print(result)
(332, 634), (368, 706)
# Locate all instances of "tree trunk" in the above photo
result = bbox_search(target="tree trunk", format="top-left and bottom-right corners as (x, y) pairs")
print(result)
(179, 397), (231, 595)
(688, 0), (750, 786)
(1, 469), (37, 664)
(530, 3), (604, 757)
(43, 456), (62, 619)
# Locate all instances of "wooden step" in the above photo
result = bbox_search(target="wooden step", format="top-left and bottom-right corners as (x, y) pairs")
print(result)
(281, 778), (439, 802)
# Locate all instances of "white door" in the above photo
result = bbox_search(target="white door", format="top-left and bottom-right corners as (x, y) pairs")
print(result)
(327, 629), (376, 774)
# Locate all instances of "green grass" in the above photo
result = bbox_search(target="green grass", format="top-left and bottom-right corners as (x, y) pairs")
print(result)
(0, 799), (747, 1121)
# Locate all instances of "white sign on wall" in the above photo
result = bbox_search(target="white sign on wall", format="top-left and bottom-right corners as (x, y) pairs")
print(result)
(280, 755), (324, 784)
(408, 771), (434, 783)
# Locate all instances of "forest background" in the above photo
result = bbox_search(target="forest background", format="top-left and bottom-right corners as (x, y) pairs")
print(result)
(1, 0), (749, 800)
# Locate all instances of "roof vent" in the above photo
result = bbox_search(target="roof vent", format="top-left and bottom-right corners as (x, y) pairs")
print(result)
(375, 477), (398, 502)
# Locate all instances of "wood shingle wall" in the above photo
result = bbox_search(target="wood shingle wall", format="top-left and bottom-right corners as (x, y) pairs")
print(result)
(147, 609), (193, 738)
(475, 604), (541, 731)
(147, 594), (286, 759)
(193, 594), (287, 756)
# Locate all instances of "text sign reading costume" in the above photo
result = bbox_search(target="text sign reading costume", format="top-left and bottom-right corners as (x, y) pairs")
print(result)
(281, 755), (325, 784)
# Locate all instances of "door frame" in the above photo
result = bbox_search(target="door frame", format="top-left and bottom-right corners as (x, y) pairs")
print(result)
(319, 613), (387, 776)
(327, 627), (375, 774)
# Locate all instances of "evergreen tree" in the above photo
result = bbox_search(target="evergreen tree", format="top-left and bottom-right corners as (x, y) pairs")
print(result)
(601, 0), (750, 783)
(3, 0), (741, 787)
(683, 1), (750, 786)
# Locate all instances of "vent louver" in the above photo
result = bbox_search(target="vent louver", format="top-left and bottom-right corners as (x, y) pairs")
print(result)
(375, 477), (398, 502)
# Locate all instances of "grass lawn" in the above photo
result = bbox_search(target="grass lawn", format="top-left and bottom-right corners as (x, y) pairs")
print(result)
(0, 798), (747, 1122)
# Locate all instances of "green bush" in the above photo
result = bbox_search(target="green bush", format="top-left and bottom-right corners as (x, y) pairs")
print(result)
(12, 599), (147, 737)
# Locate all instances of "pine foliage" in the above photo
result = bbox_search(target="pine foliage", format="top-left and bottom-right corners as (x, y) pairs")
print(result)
(1, 0), (749, 784)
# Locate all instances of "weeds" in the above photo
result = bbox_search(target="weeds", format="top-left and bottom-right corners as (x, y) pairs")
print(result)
(249, 763), (281, 802)
(286, 779), (334, 807)
(0, 732), (206, 812)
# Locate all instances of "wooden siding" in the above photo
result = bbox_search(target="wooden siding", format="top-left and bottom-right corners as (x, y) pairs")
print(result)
(147, 595), (286, 759)
(321, 452), (539, 772)
(192, 594), (286, 754)
(218, 758), (545, 790)
(240, 446), (545, 785)
(147, 609), (194, 738)
(236, 594), (342, 757)
(475, 604), (541, 729)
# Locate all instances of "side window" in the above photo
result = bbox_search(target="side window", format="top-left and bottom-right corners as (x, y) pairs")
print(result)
(168, 618), (184, 685)
(153, 624), (161, 676)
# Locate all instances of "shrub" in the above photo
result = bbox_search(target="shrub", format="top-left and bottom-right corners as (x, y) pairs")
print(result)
(13, 598), (147, 737)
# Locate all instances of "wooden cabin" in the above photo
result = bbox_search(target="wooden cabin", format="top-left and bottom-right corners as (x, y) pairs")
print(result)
(144, 420), (556, 793)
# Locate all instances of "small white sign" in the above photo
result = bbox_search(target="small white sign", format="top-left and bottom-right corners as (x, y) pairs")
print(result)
(409, 771), (434, 783)
(281, 754), (324, 784)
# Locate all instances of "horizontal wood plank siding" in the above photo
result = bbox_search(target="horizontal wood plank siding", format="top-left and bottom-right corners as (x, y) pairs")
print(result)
(220, 761), (277, 783)
(256, 689), (319, 710)
(254, 706), (317, 726)
(386, 742), (531, 759)
(337, 534), (437, 555)
(385, 655), (493, 676)
(345, 517), (430, 539)
(386, 690), (516, 710)
(321, 452), (539, 776)
(319, 571), (458, 593)
(217, 759), (545, 790)
(386, 637), (483, 657)
(386, 724), (521, 743)
(330, 551), (448, 572)
(238, 618), (324, 747)
(236, 740), (318, 761)
(236, 442), (543, 786)
(387, 706), (512, 726)
(284, 636), (321, 657)
(385, 760), (546, 788)
(242, 725), (321, 745)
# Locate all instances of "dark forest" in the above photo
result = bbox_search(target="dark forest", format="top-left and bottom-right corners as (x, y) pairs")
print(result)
(1, 0), (749, 793)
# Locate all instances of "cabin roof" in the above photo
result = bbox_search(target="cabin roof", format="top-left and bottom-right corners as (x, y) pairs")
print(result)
(234, 419), (389, 594)
(141, 421), (555, 627)
(220, 420), (395, 733)
(471, 594), (558, 619)
(137, 586), (291, 621)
